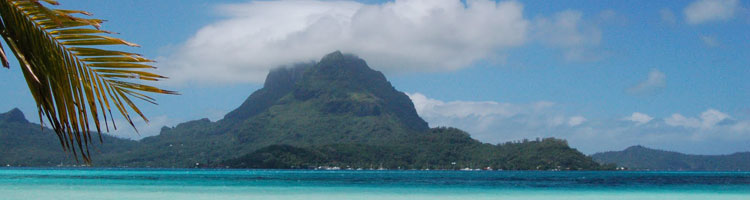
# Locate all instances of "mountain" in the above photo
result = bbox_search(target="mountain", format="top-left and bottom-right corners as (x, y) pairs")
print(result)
(1, 51), (608, 170)
(0, 109), (138, 167)
(100, 51), (434, 167)
(0, 108), (28, 124)
(222, 129), (604, 170)
(592, 145), (750, 171)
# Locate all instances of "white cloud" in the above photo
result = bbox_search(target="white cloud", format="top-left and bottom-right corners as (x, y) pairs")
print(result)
(700, 35), (720, 47)
(684, 0), (741, 25)
(567, 116), (587, 126)
(665, 109), (730, 129)
(407, 92), (588, 141)
(408, 92), (523, 120)
(660, 8), (677, 24)
(700, 109), (730, 128)
(624, 112), (654, 125)
(533, 10), (602, 61)
(161, 0), (529, 84)
(407, 93), (750, 154)
(627, 69), (666, 95)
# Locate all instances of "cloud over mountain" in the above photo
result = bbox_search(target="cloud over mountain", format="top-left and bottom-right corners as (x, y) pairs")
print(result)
(161, 0), (529, 84)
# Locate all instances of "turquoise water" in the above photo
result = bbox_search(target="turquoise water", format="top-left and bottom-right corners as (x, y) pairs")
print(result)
(1, 169), (749, 200)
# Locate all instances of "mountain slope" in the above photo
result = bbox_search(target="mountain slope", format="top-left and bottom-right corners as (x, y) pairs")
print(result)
(101, 51), (433, 167)
(223, 129), (603, 170)
(592, 145), (750, 171)
(1, 51), (607, 170)
(0, 109), (138, 166)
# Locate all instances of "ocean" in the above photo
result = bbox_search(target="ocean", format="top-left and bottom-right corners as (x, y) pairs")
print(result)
(1, 168), (748, 200)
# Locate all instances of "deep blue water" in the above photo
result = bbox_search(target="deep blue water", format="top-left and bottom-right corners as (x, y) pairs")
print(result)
(1, 168), (749, 199)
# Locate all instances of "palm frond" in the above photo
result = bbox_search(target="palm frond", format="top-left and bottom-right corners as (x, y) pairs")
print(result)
(0, 0), (177, 163)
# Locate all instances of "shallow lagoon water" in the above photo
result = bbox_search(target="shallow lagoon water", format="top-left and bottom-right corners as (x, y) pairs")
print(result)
(1, 168), (748, 200)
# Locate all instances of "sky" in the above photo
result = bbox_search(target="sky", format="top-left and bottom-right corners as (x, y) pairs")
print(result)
(1, 0), (748, 155)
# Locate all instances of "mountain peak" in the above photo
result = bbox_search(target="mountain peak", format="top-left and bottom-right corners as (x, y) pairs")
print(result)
(626, 145), (646, 150)
(264, 63), (313, 90)
(320, 50), (345, 62)
(623, 145), (658, 152)
(223, 63), (314, 121)
(313, 51), (372, 78)
(0, 108), (28, 123)
(223, 51), (428, 131)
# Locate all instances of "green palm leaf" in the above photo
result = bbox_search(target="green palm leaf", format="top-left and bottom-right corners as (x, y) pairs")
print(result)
(0, 0), (177, 163)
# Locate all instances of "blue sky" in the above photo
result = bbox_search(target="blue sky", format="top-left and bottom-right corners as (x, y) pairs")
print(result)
(1, 0), (748, 154)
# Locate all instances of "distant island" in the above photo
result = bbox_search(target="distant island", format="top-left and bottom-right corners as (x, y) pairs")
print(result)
(0, 51), (608, 170)
(592, 145), (750, 171)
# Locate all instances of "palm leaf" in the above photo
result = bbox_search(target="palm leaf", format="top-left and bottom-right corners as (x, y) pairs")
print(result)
(0, 0), (177, 163)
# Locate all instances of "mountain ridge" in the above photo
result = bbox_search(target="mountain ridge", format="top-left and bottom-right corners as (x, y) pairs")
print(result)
(0, 109), (138, 166)
(1, 51), (606, 170)
(0, 108), (28, 124)
(592, 145), (750, 171)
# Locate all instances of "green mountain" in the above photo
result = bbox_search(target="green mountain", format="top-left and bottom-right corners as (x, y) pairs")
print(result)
(223, 134), (606, 170)
(0, 109), (138, 167)
(1, 51), (608, 170)
(592, 145), (750, 171)
(99, 51), (434, 167)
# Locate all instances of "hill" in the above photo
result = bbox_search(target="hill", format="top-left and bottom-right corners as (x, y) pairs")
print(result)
(1, 51), (608, 170)
(592, 145), (750, 171)
(223, 129), (603, 170)
(0, 109), (138, 167)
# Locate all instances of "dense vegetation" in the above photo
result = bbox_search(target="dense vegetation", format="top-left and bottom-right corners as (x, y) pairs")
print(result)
(223, 129), (606, 170)
(2, 52), (609, 170)
(592, 145), (750, 171)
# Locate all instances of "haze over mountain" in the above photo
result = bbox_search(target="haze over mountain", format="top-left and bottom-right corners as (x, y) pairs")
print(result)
(592, 145), (750, 171)
(1, 52), (606, 170)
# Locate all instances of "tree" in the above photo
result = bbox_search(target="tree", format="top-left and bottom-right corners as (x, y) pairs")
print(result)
(0, 0), (176, 162)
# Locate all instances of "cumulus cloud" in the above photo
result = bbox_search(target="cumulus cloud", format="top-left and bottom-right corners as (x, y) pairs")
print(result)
(408, 92), (522, 119)
(684, 0), (741, 24)
(161, 0), (529, 84)
(407, 93), (750, 154)
(665, 109), (730, 129)
(700, 109), (731, 127)
(624, 112), (654, 125)
(407, 92), (588, 142)
(533, 10), (602, 61)
(627, 69), (666, 95)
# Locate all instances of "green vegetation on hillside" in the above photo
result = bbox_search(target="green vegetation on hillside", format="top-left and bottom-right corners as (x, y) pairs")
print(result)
(224, 128), (607, 170)
(1, 52), (609, 170)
